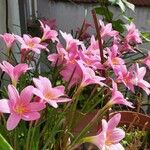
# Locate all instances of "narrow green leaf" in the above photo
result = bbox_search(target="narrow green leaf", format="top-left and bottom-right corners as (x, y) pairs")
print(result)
(0, 134), (13, 150)
(116, 0), (126, 12)
(122, 0), (135, 11)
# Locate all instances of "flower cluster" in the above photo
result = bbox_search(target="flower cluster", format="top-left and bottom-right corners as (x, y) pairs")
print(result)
(0, 18), (149, 150)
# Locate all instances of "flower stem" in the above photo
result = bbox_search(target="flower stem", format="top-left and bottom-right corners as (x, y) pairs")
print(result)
(66, 103), (111, 150)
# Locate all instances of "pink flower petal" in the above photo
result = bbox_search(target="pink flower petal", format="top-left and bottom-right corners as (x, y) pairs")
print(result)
(20, 86), (34, 103)
(22, 112), (40, 121)
(13, 63), (29, 80)
(108, 114), (121, 131)
(28, 102), (46, 111)
(8, 85), (20, 103)
(50, 98), (71, 102)
(109, 143), (125, 150)
(33, 88), (45, 99)
(47, 101), (58, 108)
(107, 128), (125, 143)
(0, 99), (10, 113)
(7, 113), (21, 130)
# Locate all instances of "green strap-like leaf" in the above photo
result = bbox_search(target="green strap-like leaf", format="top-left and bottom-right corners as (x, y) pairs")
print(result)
(0, 134), (13, 150)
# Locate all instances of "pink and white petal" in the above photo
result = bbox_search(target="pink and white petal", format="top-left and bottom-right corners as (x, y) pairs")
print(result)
(20, 86), (34, 103)
(22, 112), (40, 121)
(33, 88), (45, 99)
(109, 143), (125, 150)
(0, 61), (14, 76)
(28, 102), (46, 111)
(39, 76), (52, 91)
(23, 34), (31, 43)
(15, 35), (25, 44)
(108, 113), (121, 130)
(91, 132), (105, 150)
(8, 84), (20, 103)
(47, 101), (58, 108)
(33, 78), (44, 91)
(107, 128), (125, 143)
(52, 98), (72, 103)
(0, 99), (10, 113)
(50, 86), (65, 97)
(31, 48), (41, 54)
(101, 119), (108, 132)
(13, 63), (29, 80)
(7, 113), (21, 130)
(32, 37), (41, 43)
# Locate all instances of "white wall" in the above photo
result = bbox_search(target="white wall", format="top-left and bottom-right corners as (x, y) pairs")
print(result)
(37, 1), (150, 33)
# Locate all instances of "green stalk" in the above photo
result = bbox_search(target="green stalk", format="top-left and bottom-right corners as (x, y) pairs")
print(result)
(66, 103), (111, 150)
(25, 122), (33, 150)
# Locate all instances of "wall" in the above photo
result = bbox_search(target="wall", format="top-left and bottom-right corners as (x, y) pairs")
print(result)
(37, 1), (150, 33)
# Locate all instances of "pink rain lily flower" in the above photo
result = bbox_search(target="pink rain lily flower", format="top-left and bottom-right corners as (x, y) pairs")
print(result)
(142, 52), (150, 69)
(117, 64), (150, 94)
(0, 85), (45, 130)
(125, 22), (142, 44)
(84, 113), (125, 150)
(60, 30), (82, 51)
(39, 20), (58, 42)
(129, 63), (150, 95)
(77, 61), (105, 88)
(0, 33), (15, 49)
(99, 20), (118, 39)
(116, 65), (135, 92)
(33, 76), (71, 108)
(48, 42), (68, 67)
(109, 80), (134, 108)
(15, 34), (48, 54)
(0, 61), (30, 86)
(60, 63), (83, 89)
(106, 45), (125, 72)
(40, 18), (56, 29)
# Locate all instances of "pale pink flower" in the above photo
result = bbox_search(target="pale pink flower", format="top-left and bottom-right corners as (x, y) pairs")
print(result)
(125, 22), (142, 44)
(106, 45), (125, 72)
(0, 85), (45, 130)
(60, 63), (82, 89)
(39, 20), (58, 42)
(129, 63), (150, 95)
(40, 18), (56, 29)
(109, 80), (134, 108)
(15, 34), (48, 54)
(77, 61), (105, 88)
(117, 65), (135, 92)
(85, 113), (125, 150)
(48, 43), (68, 66)
(60, 30), (82, 51)
(99, 20), (119, 38)
(33, 76), (71, 108)
(0, 33), (15, 49)
(0, 61), (30, 86)
(142, 52), (150, 69)
(80, 36), (103, 70)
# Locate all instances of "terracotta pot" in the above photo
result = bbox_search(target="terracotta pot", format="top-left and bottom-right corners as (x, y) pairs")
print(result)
(73, 110), (150, 135)
(111, 111), (150, 132)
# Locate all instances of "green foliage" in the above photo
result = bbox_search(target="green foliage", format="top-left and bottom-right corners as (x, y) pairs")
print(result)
(108, 0), (135, 12)
(0, 134), (13, 150)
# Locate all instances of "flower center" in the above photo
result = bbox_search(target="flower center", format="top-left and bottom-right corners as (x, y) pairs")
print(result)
(14, 105), (27, 115)
(44, 92), (55, 99)
(112, 58), (119, 65)
(28, 41), (35, 48)
(105, 132), (114, 146)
